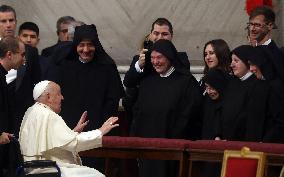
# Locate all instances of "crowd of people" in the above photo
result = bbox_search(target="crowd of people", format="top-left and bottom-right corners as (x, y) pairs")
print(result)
(0, 3), (284, 177)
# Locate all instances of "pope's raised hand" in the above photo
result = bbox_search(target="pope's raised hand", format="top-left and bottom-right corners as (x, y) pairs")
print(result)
(73, 111), (89, 133)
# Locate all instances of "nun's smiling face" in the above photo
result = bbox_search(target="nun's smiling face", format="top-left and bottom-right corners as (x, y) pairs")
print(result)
(231, 54), (249, 78)
(77, 39), (96, 63)
(151, 50), (172, 75)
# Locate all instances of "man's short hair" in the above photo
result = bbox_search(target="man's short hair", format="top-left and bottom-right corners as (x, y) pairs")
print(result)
(0, 5), (16, 19)
(151, 18), (173, 35)
(19, 22), (39, 36)
(67, 21), (85, 41)
(249, 6), (276, 28)
(0, 36), (19, 58)
(56, 16), (76, 32)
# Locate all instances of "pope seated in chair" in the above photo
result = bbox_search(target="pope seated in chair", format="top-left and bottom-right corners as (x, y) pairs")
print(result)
(19, 80), (119, 177)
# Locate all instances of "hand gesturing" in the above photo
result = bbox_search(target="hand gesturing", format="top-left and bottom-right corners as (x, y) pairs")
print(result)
(73, 111), (89, 133)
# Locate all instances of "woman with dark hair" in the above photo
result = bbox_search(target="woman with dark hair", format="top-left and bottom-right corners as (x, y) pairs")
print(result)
(203, 39), (231, 74)
(200, 39), (232, 93)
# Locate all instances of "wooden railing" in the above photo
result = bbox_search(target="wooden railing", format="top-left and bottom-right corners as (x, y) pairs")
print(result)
(79, 136), (284, 177)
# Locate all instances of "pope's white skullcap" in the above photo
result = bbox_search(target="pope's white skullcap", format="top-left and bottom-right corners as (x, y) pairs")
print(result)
(33, 80), (51, 100)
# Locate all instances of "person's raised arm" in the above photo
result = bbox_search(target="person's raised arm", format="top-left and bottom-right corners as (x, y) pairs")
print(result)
(73, 111), (89, 133)
(63, 116), (119, 152)
(137, 49), (148, 70)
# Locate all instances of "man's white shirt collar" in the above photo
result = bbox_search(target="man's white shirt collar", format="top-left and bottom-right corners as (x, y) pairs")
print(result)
(6, 69), (17, 84)
(256, 39), (271, 46)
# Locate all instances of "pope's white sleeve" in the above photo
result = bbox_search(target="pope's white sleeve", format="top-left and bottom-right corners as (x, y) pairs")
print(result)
(61, 129), (103, 152)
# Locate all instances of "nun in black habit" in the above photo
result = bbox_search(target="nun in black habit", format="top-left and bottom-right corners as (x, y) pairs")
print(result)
(220, 45), (271, 142)
(131, 39), (202, 139)
(200, 69), (232, 177)
(131, 39), (202, 177)
(201, 68), (231, 140)
(248, 46), (284, 143)
(46, 24), (125, 173)
(47, 24), (124, 132)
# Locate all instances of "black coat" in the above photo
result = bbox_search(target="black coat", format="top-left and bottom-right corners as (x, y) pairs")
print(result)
(262, 78), (284, 143)
(0, 64), (10, 176)
(201, 96), (223, 140)
(265, 41), (284, 82)
(8, 45), (41, 135)
(131, 71), (202, 139)
(41, 42), (60, 57)
(39, 55), (52, 80)
(0, 64), (23, 177)
(48, 43), (124, 133)
(220, 75), (267, 141)
(130, 71), (202, 177)
(220, 74), (284, 143)
(0, 64), (10, 134)
(122, 52), (190, 127)
(201, 69), (232, 140)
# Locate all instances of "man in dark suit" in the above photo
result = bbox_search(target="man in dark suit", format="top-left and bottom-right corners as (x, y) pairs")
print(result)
(0, 5), (41, 134)
(247, 7), (284, 176)
(0, 37), (26, 177)
(41, 16), (75, 57)
(10, 45), (41, 133)
(0, 5), (41, 177)
(18, 22), (50, 80)
(247, 6), (284, 81)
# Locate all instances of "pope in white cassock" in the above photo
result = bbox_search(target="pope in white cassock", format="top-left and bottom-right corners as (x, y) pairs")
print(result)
(19, 80), (119, 177)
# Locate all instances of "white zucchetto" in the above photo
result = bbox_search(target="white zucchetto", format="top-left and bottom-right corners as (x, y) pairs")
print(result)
(33, 80), (50, 100)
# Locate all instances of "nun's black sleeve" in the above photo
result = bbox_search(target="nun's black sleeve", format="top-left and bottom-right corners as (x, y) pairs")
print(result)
(123, 55), (143, 88)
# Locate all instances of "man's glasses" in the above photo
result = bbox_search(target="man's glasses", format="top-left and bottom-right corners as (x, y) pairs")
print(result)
(246, 22), (267, 29)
